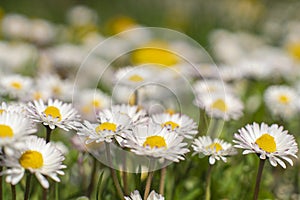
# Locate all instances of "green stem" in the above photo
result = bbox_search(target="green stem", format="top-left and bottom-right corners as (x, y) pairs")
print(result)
(253, 159), (266, 200)
(42, 188), (47, 200)
(159, 167), (167, 195)
(205, 165), (213, 200)
(86, 157), (98, 198)
(144, 160), (155, 200)
(45, 126), (52, 143)
(122, 151), (129, 195)
(105, 143), (124, 199)
(11, 184), (16, 200)
(24, 172), (32, 200)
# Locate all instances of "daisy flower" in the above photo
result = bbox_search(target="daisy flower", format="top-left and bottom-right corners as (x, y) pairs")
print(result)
(233, 122), (298, 168)
(36, 74), (73, 101)
(27, 99), (80, 131)
(0, 102), (27, 115)
(192, 136), (237, 165)
(0, 74), (33, 99)
(193, 79), (233, 96)
(1, 136), (66, 188)
(77, 108), (132, 144)
(0, 112), (36, 147)
(264, 85), (299, 119)
(114, 66), (156, 88)
(151, 113), (198, 139)
(124, 122), (189, 162)
(75, 88), (111, 122)
(112, 104), (147, 125)
(194, 93), (244, 121)
(125, 190), (164, 200)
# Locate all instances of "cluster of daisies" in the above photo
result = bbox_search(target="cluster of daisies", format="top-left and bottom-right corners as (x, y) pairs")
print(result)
(0, 99), (80, 189)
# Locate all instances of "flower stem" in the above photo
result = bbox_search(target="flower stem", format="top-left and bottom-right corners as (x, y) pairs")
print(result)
(86, 156), (97, 198)
(42, 188), (47, 200)
(253, 159), (266, 200)
(45, 126), (52, 143)
(159, 167), (167, 195)
(122, 151), (129, 195)
(144, 160), (155, 200)
(11, 184), (16, 200)
(205, 165), (213, 200)
(105, 143), (124, 199)
(24, 172), (32, 200)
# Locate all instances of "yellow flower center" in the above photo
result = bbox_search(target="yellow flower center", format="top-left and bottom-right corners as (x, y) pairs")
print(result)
(19, 150), (44, 169)
(92, 99), (102, 108)
(10, 81), (22, 90)
(52, 86), (61, 95)
(110, 16), (136, 34)
(165, 109), (175, 115)
(0, 124), (13, 138)
(131, 41), (179, 66)
(43, 106), (62, 121)
(143, 136), (167, 149)
(0, 109), (4, 115)
(211, 99), (228, 112)
(287, 42), (300, 60)
(278, 94), (290, 104)
(206, 143), (223, 152)
(128, 74), (144, 82)
(162, 121), (180, 130)
(33, 92), (43, 100)
(95, 122), (117, 132)
(255, 133), (276, 153)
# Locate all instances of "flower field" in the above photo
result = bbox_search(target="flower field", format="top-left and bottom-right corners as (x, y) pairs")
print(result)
(1, 1), (300, 200)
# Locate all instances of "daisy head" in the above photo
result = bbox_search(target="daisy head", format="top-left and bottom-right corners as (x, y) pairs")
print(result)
(194, 93), (244, 121)
(125, 190), (164, 200)
(233, 122), (298, 168)
(193, 79), (233, 96)
(114, 66), (156, 88)
(75, 88), (111, 122)
(77, 108), (132, 144)
(151, 113), (198, 139)
(264, 85), (299, 119)
(111, 104), (147, 125)
(0, 74), (33, 99)
(1, 136), (66, 188)
(0, 112), (36, 147)
(124, 122), (189, 162)
(27, 99), (80, 131)
(192, 136), (237, 165)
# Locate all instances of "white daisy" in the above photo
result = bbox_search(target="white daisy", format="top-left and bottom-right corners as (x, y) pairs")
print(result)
(112, 104), (148, 125)
(114, 66), (156, 88)
(193, 79), (233, 96)
(194, 93), (244, 121)
(233, 122), (298, 168)
(151, 113), (198, 139)
(124, 122), (189, 162)
(77, 109), (132, 144)
(192, 136), (237, 165)
(125, 190), (164, 200)
(264, 85), (299, 119)
(75, 88), (111, 122)
(0, 102), (26, 115)
(27, 99), (80, 131)
(1, 136), (66, 188)
(0, 112), (36, 147)
(0, 74), (33, 99)
(36, 74), (73, 101)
